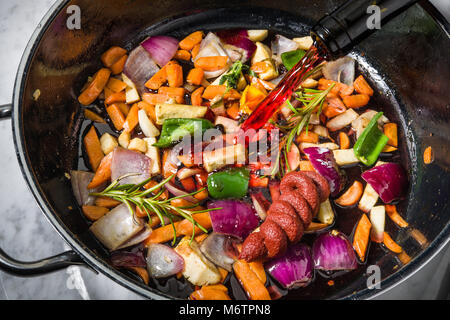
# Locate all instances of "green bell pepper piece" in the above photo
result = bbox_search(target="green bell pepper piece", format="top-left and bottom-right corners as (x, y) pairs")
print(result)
(353, 112), (389, 166)
(153, 118), (214, 148)
(207, 167), (250, 199)
(281, 49), (306, 70)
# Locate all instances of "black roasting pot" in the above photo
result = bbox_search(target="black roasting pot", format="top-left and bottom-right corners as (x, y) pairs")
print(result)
(0, 0), (448, 300)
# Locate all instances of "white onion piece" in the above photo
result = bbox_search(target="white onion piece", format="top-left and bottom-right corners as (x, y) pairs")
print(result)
(146, 243), (185, 278)
(326, 109), (359, 132)
(123, 45), (160, 94)
(90, 204), (144, 251)
(70, 170), (104, 206)
(223, 44), (244, 62)
(251, 193), (267, 221)
(177, 167), (202, 180)
(111, 148), (151, 185)
(200, 233), (237, 272)
(215, 116), (239, 133)
(271, 34), (299, 56)
(322, 56), (355, 86)
(116, 227), (152, 250)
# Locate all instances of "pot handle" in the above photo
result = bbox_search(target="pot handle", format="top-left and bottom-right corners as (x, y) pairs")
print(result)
(0, 104), (12, 119)
(0, 247), (91, 277)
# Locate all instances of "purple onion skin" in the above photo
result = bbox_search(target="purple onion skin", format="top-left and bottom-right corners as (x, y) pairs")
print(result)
(265, 243), (314, 289)
(303, 147), (345, 196)
(312, 231), (358, 271)
(110, 251), (146, 268)
(207, 200), (260, 240)
(361, 163), (408, 203)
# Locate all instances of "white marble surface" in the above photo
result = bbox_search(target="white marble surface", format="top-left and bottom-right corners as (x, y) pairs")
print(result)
(0, 0), (448, 300)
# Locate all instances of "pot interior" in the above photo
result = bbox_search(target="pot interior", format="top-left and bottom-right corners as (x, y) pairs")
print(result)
(15, 0), (450, 299)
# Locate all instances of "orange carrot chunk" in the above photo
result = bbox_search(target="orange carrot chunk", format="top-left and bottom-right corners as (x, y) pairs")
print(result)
(296, 130), (319, 144)
(354, 75), (374, 96)
(78, 68), (111, 105)
(190, 285), (231, 300)
(166, 62), (184, 87)
(353, 214), (372, 262)
(123, 103), (140, 133)
(174, 49), (191, 61)
(233, 260), (271, 300)
(144, 222), (181, 246)
(383, 232), (403, 253)
(187, 68), (204, 86)
(158, 87), (185, 104)
(323, 97), (346, 118)
(95, 196), (121, 208)
(423, 146), (434, 164)
(105, 91), (126, 105)
(299, 160), (315, 171)
(202, 85), (240, 100)
(110, 54), (128, 75)
(339, 132), (350, 149)
(191, 87), (204, 106)
(191, 43), (201, 59)
(84, 109), (106, 124)
(83, 126), (104, 171)
(342, 94), (370, 109)
(179, 31), (204, 51)
(82, 205), (109, 221)
(194, 56), (228, 71)
(145, 66), (167, 90)
(101, 46), (127, 67)
(88, 152), (113, 189)
(335, 180), (363, 206)
(106, 77), (127, 93)
(384, 123), (398, 147)
(385, 205), (409, 228)
(106, 104), (126, 130)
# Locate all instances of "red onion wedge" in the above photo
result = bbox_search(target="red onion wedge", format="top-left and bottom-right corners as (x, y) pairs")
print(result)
(312, 230), (358, 271)
(165, 182), (198, 203)
(271, 34), (299, 56)
(207, 200), (260, 240)
(303, 147), (345, 197)
(111, 147), (151, 186)
(219, 32), (256, 62)
(200, 233), (238, 272)
(70, 170), (104, 206)
(123, 45), (160, 94)
(111, 250), (147, 268)
(177, 167), (202, 180)
(146, 243), (184, 278)
(361, 163), (408, 203)
(141, 35), (179, 67)
(265, 243), (314, 289)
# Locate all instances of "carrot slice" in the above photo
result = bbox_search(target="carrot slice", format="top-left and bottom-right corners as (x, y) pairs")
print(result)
(116, 102), (130, 117)
(226, 102), (240, 119)
(342, 94), (370, 109)
(383, 123), (398, 147)
(123, 103), (140, 133)
(106, 77), (127, 93)
(84, 126), (104, 171)
(84, 109), (106, 124)
(193, 188), (209, 201)
(101, 46), (127, 67)
(249, 260), (267, 284)
(233, 260), (271, 300)
(105, 91), (126, 104)
(106, 104), (126, 130)
(78, 68), (111, 105)
(318, 78), (341, 96)
(174, 49), (191, 61)
(190, 285), (231, 300)
(202, 85), (240, 100)
(144, 222), (181, 245)
(81, 205), (109, 221)
(176, 212), (212, 236)
(158, 87), (185, 104)
(126, 266), (149, 285)
(191, 43), (201, 59)
(296, 130), (319, 144)
(353, 75), (374, 96)
(187, 68), (204, 86)
(194, 56), (228, 71)
(95, 196), (121, 208)
(383, 232), (402, 253)
(191, 87), (204, 106)
(353, 214), (372, 262)
(142, 93), (172, 105)
(338, 132), (350, 149)
(397, 250), (411, 265)
(166, 62), (183, 87)
(145, 66), (167, 90)
(110, 54), (128, 75)
(423, 146), (434, 164)
(88, 152), (113, 189)
(179, 31), (204, 51)
(385, 205), (408, 228)
(180, 177), (196, 193)
(194, 233), (208, 243)
(323, 97), (346, 118)
(335, 180), (363, 206)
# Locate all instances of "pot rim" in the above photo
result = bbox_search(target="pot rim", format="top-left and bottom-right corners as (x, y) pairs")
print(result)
(11, 0), (450, 300)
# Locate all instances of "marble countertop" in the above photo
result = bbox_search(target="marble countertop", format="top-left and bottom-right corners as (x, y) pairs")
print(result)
(0, 0), (448, 300)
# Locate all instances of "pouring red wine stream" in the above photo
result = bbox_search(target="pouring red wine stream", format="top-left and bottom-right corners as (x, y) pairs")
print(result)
(241, 0), (418, 133)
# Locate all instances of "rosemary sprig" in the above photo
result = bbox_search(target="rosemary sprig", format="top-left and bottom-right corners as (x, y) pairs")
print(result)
(90, 174), (220, 245)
